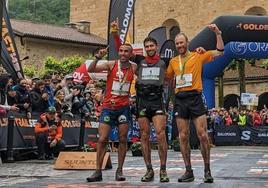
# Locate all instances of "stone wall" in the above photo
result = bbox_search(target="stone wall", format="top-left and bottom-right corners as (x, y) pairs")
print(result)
(215, 80), (268, 107)
(70, 0), (268, 42)
(15, 36), (95, 69)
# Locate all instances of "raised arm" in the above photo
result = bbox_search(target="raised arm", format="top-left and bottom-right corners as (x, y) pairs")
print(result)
(207, 24), (224, 58)
(87, 48), (114, 73)
(110, 18), (121, 52)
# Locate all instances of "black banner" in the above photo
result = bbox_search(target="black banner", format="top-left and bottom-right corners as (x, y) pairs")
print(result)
(108, 0), (136, 60)
(214, 125), (241, 145)
(160, 39), (177, 59)
(189, 15), (268, 51)
(214, 125), (268, 146)
(148, 27), (167, 54)
(0, 0), (3, 54)
(0, 114), (99, 150)
(1, 0), (23, 79)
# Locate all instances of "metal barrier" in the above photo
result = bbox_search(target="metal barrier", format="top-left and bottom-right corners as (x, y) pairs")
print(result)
(6, 115), (15, 162)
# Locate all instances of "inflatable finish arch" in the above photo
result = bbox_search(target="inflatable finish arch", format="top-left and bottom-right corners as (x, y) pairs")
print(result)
(188, 15), (268, 108)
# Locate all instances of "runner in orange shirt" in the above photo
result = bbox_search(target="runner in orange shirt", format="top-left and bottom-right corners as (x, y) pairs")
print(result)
(166, 24), (224, 183)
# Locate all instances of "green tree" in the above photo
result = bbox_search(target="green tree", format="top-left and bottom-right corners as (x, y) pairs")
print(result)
(42, 55), (85, 77)
(22, 55), (85, 78)
(9, 0), (70, 26)
(224, 58), (268, 96)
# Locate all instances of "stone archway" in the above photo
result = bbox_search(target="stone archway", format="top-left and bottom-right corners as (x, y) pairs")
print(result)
(258, 92), (268, 110)
(244, 6), (267, 16)
(224, 94), (240, 110)
(162, 19), (180, 40)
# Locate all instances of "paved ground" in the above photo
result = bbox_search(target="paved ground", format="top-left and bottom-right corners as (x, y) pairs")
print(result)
(0, 146), (268, 188)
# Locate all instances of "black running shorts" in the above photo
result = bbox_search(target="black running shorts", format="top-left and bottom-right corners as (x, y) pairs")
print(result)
(174, 90), (206, 119)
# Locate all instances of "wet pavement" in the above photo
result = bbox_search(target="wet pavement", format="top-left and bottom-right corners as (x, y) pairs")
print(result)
(0, 146), (268, 188)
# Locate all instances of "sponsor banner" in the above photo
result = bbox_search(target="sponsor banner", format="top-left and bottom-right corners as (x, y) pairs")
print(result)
(214, 124), (268, 145)
(108, 0), (136, 60)
(160, 39), (177, 59)
(1, 2), (24, 78)
(148, 27), (167, 54)
(214, 125), (241, 145)
(0, 114), (101, 150)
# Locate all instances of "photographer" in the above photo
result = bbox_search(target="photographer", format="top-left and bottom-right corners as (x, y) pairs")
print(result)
(62, 75), (79, 117)
(34, 106), (65, 160)
(30, 80), (49, 113)
(71, 85), (91, 117)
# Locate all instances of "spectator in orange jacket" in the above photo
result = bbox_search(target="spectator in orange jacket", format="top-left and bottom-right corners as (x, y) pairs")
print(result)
(35, 106), (65, 160)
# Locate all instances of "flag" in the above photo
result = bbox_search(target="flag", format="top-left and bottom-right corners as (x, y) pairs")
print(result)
(108, 0), (136, 60)
(148, 27), (167, 54)
(160, 39), (177, 59)
(1, 0), (23, 79)
(72, 60), (108, 84)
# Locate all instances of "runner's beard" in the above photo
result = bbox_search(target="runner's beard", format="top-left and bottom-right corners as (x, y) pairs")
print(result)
(177, 46), (187, 56)
(147, 50), (156, 57)
(119, 55), (129, 63)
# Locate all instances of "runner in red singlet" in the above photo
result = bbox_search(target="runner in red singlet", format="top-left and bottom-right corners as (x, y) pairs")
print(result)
(86, 44), (137, 182)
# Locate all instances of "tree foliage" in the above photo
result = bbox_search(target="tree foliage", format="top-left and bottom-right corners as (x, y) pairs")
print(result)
(8, 0), (70, 26)
(23, 55), (85, 78)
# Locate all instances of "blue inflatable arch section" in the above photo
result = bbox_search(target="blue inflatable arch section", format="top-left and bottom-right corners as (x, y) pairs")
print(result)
(188, 15), (268, 108)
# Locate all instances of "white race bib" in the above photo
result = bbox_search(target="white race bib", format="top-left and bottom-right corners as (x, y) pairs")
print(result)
(176, 74), (192, 88)
(111, 81), (130, 96)
(141, 67), (160, 80)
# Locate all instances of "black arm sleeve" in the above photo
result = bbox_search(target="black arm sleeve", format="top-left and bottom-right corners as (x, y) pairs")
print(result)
(161, 57), (171, 68)
(130, 54), (145, 66)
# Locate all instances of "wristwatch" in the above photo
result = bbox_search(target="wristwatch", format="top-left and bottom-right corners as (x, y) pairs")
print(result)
(216, 31), (222, 35)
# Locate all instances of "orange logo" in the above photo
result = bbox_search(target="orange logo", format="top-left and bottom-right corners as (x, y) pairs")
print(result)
(237, 23), (268, 31)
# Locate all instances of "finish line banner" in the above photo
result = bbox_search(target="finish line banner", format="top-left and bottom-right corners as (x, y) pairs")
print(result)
(214, 125), (268, 145)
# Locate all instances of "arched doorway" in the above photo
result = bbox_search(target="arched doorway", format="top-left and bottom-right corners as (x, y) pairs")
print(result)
(244, 6), (267, 16)
(224, 94), (240, 110)
(162, 19), (180, 41)
(258, 92), (268, 110)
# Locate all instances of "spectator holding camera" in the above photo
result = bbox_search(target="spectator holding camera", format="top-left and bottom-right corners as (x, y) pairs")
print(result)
(13, 78), (32, 118)
(34, 106), (65, 160)
(71, 85), (91, 117)
(62, 75), (79, 117)
(0, 74), (19, 115)
(30, 80), (49, 113)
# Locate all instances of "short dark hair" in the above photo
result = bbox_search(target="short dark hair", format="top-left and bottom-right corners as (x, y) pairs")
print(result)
(175, 32), (189, 42)
(43, 75), (51, 80)
(121, 43), (133, 51)
(143, 37), (158, 46)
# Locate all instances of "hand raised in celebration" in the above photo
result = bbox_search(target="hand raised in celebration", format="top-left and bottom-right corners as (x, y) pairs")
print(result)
(110, 17), (119, 34)
(95, 48), (108, 60)
(207, 24), (221, 34)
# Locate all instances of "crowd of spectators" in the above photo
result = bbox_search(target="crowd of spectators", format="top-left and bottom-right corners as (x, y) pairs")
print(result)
(1, 73), (268, 127)
(0, 73), (105, 119)
(207, 106), (268, 127)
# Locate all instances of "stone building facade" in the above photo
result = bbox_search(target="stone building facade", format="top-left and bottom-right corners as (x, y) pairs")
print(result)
(11, 19), (106, 70)
(70, 0), (268, 41)
(69, 0), (268, 108)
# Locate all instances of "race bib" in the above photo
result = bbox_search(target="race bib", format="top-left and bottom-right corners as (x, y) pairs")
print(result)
(176, 74), (192, 88)
(141, 67), (160, 80)
(111, 81), (130, 96)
